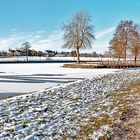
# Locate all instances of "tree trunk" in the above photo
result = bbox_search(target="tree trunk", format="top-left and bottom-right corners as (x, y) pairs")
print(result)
(26, 49), (28, 62)
(118, 57), (120, 62)
(76, 48), (80, 63)
(124, 47), (127, 62)
(135, 55), (137, 66)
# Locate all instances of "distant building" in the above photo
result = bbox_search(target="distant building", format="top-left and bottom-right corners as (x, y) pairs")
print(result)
(55, 53), (66, 57)
(8, 49), (20, 56)
(45, 50), (56, 57)
(61, 51), (71, 57)
(16, 49), (23, 56)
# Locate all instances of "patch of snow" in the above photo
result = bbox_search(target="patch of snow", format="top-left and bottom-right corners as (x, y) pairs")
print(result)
(0, 70), (140, 139)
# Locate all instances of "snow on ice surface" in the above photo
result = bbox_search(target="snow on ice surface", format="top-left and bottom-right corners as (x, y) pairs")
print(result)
(0, 63), (117, 98)
(0, 56), (133, 62)
(0, 70), (140, 139)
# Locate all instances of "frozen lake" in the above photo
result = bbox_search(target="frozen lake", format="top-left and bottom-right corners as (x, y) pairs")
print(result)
(0, 63), (118, 99)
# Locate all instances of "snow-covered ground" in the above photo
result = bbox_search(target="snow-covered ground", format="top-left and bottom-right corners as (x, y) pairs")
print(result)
(0, 56), (134, 62)
(0, 70), (140, 139)
(0, 56), (106, 61)
(0, 63), (117, 99)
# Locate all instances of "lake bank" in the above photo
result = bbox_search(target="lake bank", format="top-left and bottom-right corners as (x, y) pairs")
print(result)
(0, 63), (117, 100)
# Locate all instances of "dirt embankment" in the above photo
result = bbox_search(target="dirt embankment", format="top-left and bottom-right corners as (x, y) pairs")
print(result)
(74, 80), (140, 140)
(100, 81), (140, 140)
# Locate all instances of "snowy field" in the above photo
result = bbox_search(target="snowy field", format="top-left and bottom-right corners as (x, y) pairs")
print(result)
(0, 70), (140, 139)
(0, 63), (117, 99)
(0, 56), (134, 62)
(0, 56), (106, 61)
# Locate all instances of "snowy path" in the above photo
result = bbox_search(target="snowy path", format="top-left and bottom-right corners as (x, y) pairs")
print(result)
(0, 63), (117, 99)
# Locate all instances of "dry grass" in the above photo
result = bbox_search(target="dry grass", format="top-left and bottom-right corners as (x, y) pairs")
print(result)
(71, 80), (140, 139)
(63, 63), (105, 69)
(102, 81), (140, 140)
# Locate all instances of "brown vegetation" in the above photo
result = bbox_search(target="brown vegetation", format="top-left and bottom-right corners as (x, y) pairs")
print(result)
(68, 80), (140, 139)
(109, 20), (140, 64)
(63, 63), (104, 68)
(62, 10), (95, 63)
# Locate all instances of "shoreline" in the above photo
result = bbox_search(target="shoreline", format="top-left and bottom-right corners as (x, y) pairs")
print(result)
(0, 60), (75, 64)
(0, 63), (117, 100)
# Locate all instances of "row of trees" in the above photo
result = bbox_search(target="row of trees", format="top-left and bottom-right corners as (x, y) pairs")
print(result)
(62, 10), (140, 64)
(2, 42), (46, 61)
(109, 20), (140, 64)
(2, 11), (140, 63)
(2, 42), (102, 62)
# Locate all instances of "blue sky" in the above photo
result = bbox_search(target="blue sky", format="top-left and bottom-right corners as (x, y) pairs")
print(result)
(0, 0), (140, 53)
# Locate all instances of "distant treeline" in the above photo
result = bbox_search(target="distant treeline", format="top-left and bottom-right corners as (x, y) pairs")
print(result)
(0, 47), (104, 58)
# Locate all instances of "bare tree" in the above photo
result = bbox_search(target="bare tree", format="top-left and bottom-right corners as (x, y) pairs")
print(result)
(110, 20), (140, 62)
(129, 26), (140, 64)
(114, 20), (137, 61)
(62, 11), (95, 63)
(109, 37), (125, 61)
(21, 42), (31, 61)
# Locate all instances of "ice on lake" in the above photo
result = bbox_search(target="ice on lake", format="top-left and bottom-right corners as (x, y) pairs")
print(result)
(0, 63), (117, 99)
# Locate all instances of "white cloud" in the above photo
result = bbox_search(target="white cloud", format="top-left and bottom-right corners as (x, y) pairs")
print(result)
(0, 36), (19, 50)
(0, 31), (47, 50)
(0, 27), (115, 53)
(32, 30), (64, 51)
(92, 41), (110, 53)
(35, 30), (47, 34)
(95, 27), (115, 39)
(0, 38), (13, 49)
